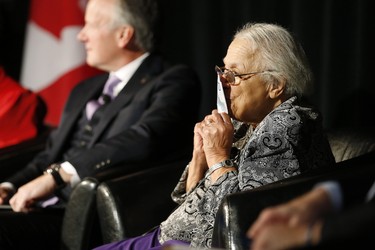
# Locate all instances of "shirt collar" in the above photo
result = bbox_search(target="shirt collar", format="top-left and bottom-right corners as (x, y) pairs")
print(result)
(109, 52), (150, 96)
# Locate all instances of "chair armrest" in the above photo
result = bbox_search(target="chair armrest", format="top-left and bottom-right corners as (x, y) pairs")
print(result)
(96, 158), (188, 243)
(61, 177), (103, 250)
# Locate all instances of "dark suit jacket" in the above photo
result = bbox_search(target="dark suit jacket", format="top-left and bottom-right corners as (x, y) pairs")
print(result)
(317, 179), (375, 249)
(8, 54), (201, 191)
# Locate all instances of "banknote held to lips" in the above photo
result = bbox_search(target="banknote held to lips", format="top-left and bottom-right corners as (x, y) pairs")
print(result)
(217, 75), (228, 113)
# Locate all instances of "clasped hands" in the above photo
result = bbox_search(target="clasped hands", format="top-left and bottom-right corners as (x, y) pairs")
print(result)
(186, 110), (234, 191)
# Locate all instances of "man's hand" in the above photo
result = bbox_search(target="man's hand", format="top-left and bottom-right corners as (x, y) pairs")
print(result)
(0, 186), (15, 204)
(249, 223), (308, 250)
(249, 187), (332, 239)
(9, 174), (56, 212)
(248, 187), (333, 250)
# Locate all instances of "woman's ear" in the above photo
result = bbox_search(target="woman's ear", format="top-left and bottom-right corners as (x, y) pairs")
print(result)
(269, 78), (286, 99)
(117, 25), (134, 48)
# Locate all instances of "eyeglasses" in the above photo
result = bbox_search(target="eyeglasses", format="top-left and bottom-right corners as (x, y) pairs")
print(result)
(215, 65), (267, 86)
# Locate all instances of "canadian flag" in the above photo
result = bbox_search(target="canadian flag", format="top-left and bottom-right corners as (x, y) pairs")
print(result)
(21, 0), (101, 126)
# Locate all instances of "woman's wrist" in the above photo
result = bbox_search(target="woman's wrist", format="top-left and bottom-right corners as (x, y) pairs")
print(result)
(205, 151), (230, 167)
(209, 166), (236, 183)
(186, 160), (207, 192)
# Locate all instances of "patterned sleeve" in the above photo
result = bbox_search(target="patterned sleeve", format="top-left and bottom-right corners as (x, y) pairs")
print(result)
(170, 164), (190, 204)
(238, 111), (301, 190)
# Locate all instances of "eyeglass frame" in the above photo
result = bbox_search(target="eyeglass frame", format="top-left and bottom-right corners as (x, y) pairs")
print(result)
(215, 65), (271, 86)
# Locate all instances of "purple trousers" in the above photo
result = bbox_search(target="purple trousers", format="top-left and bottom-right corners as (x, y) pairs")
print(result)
(93, 227), (189, 250)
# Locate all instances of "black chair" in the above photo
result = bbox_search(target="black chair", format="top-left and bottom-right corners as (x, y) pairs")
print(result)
(96, 159), (187, 243)
(211, 126), (375, 250)
(60, 157), (189, 250)
(211, 151), (375, 250)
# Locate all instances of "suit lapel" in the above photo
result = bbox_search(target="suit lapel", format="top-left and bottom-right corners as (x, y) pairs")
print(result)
(89, 55), (163, 145)
(49, 74), (107, 160)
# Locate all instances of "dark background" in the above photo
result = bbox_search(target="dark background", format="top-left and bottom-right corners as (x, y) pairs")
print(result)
(1, 0), (374, 129)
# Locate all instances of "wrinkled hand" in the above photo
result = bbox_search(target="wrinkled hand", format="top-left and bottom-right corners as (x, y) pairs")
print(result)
(185, 123), (209, 192)
(9, 174), (56, 212)
(0, 186), (15, 205)
(193, 120), (206, 163)
(186, 110), (234, 189)
(196, 109), (233, 166)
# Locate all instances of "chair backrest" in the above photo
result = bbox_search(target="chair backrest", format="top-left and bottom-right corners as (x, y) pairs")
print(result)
(326, 126), (375, 162)
(60, 157), (189, 249)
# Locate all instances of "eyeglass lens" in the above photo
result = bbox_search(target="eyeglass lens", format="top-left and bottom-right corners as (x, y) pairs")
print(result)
(215, 66), (235, 84)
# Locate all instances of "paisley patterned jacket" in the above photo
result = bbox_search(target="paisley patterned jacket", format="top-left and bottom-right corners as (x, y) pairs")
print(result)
(159, 96), (335, 248)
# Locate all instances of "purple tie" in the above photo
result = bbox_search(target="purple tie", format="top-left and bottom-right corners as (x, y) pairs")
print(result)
(86, 75), (121, 120)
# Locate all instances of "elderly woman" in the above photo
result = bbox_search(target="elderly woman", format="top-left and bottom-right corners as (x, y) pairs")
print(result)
(94, 22), (335, 250)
